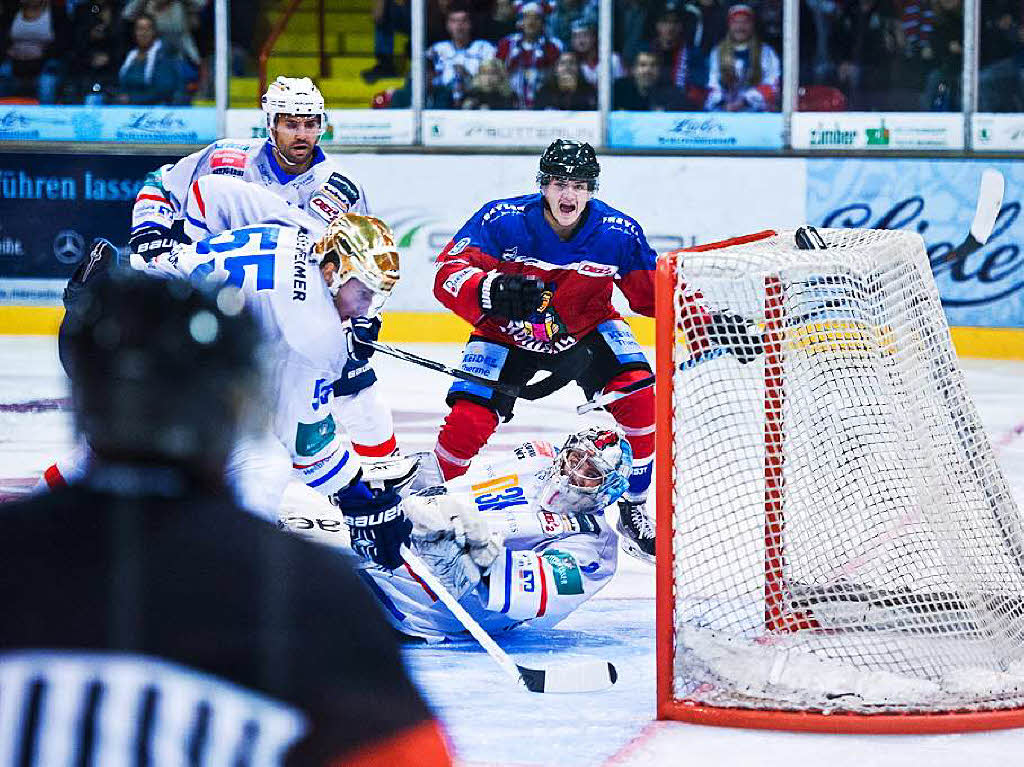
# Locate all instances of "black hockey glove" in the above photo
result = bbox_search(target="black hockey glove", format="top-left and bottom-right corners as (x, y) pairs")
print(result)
(479, 273), (545, 320)
(347, 316), (381, 361)
(706, 312), (763, 364)
(332, 483), (411, 570)
(129, 225), (181, 263)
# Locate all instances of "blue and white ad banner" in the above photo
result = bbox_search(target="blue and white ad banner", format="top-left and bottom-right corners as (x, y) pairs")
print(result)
(226, 108), (414, 146)
(793, 112), (963, 151)
(608, 112), (784, 150)
(0, 106), (215, 143)
(806, 159), (1024, 328)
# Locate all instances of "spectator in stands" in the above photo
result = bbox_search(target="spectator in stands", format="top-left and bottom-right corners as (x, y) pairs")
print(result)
(920, 0), (962, 110)
(650, 2), (691, 91)
(535, 50), (596, 109)
(614, 0), (650, 66)
(114, 12), (181, 105)
(478, 0), (519, 43)
(547, 0), (597, 48)
(681, 0), (727, 89)
(461, 56), (518, 109)
(497, 1), (563, 109)
(426, 0), (491, 46)
(834, 0), (901, 110)
(978, 1), (1024, 112)
(755, 0), (783, 54)
(569, 18), (623, 87)
(68, 0), (123, 104)
(123, 0), (203, 85)
(613, 48), (689, 110)
(705, 3), (780, 111)
(799, 0), (839, 86)
(361, 0), (410, 83)
(0, 0), (71, 104)
(427, 4), (496, 107)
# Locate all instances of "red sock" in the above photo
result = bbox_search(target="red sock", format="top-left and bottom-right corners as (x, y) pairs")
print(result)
(433, 399), (499, 480)
(603, 370), (655, 498)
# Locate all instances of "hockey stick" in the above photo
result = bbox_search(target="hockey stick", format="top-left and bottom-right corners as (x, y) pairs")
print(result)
(358, 339), (582, 402)
(576, 170), (1006, 417)
(400, 546), (618, 693)
(576, 348), (728, 415)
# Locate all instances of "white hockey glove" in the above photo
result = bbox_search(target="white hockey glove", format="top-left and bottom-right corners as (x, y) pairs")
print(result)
(405, 494), (502, 600)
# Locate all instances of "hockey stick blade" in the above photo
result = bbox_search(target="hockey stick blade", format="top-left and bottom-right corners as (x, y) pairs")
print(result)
(400, 547), (618, 693)
(938, 168), (1004, 265)
(516, 659), (618, 694)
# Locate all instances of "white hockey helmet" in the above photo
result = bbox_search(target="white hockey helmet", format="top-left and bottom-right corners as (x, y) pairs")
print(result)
(261, 76), (326, 135)
(538, 427), (632, 514)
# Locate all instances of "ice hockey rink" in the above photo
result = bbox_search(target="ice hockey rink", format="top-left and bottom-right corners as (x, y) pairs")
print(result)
(2, 336), (1023, 767)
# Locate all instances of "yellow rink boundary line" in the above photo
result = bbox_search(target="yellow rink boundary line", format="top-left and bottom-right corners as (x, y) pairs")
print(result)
(1, 307), (1022, 361)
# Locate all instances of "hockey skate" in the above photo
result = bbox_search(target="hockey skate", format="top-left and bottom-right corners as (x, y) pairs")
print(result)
(616, 498), (655, 564)
(360, 454), (421, 495)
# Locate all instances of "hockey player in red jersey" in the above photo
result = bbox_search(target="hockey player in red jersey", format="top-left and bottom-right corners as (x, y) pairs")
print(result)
(431, 139), (658, 562)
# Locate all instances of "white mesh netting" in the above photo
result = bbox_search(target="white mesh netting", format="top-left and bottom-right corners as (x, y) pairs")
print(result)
(668, 228), (1024, 716)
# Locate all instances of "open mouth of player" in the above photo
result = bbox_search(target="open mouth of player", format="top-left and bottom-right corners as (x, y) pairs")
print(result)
(559, 200), (577, 216)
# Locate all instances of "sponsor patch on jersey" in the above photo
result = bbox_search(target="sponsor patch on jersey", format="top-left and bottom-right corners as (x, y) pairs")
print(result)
(448, 237), (471, 256)
(543, 549), (584, 595)
(515, 552), (537, 593)
(577, 261), (616, 277)
(598, 320), (646, 363)
(323, 172), (360, 208)
(210, 148), (247, 172)
(308, 192), (342, 223)
(295, 414), (336, 457)
(442, 266), (476, 297)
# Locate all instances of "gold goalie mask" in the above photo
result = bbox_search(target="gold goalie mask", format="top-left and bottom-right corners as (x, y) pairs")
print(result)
(314, 214), (400, 317)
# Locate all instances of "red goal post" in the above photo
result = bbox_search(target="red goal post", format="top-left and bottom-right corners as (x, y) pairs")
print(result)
(654, 229), (1024, 734)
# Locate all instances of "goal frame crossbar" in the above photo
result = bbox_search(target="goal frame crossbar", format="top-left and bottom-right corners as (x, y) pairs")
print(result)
(654, 231), (1024, 734)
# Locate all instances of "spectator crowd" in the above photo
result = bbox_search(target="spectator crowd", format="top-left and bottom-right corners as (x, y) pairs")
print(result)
(4, 0), (1024, 112)
(0, 0), (219, 106)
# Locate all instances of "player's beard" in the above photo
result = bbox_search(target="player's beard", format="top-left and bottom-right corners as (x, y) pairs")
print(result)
(283, 140), (312, 166)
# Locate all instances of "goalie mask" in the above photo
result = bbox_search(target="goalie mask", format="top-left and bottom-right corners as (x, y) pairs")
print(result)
(314, 213), (400, 317)
(538, 427), (632, 514)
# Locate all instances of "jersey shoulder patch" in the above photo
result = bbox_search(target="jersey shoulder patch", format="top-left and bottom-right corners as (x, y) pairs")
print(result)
(319, 172), (361, 210)
(209, 146), (248, 176)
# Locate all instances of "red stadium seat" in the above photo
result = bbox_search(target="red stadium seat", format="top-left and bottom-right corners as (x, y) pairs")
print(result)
(798, 85), (847, 111)
(371, 89), (395, 109)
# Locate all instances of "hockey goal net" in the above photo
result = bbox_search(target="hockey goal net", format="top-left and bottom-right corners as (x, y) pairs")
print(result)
(654, 227), (1024, 733)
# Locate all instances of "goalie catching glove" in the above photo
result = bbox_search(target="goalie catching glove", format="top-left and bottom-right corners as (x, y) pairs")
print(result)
(404, 493), (502, 601)
(706, 312), (763, 364)
(479, 272), (546, 320)
(331, 480), (411, 570)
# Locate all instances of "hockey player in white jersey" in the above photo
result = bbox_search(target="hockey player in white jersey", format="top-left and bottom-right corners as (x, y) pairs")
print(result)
(128, 76), (398, 461)
(140, 213), (412, 568)
(341, 427), (632, 642)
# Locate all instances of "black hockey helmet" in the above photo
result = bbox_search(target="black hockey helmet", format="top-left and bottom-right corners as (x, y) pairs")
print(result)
(64, 270), (262, 473)
(537, 139), (600, 191)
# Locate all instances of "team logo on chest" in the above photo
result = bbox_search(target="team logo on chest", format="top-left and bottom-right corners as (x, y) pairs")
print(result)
(502, 285), (575, 353)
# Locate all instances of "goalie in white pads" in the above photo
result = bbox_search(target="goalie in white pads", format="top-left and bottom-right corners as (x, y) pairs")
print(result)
(357, 427), (632, 642)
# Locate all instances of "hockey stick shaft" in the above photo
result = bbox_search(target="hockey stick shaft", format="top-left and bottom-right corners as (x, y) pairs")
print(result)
(400, 546), (526, 688)
(576, 347), (728, 415)
(361, 339), (581, 402)
(399, 546), (617, 693)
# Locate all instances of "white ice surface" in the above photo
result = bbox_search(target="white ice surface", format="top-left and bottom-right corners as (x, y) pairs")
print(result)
(1, 338), (1022, 766)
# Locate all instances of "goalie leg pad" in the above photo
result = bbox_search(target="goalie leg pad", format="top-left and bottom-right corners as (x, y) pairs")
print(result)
(434, 399), (499, 480)
(603, 369), (655, 499)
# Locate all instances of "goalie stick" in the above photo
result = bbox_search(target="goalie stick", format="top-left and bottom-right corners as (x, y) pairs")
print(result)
(577, 169), (1006, 416)
(400, 547), (618, 693)
(347, 340), (586, 402)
